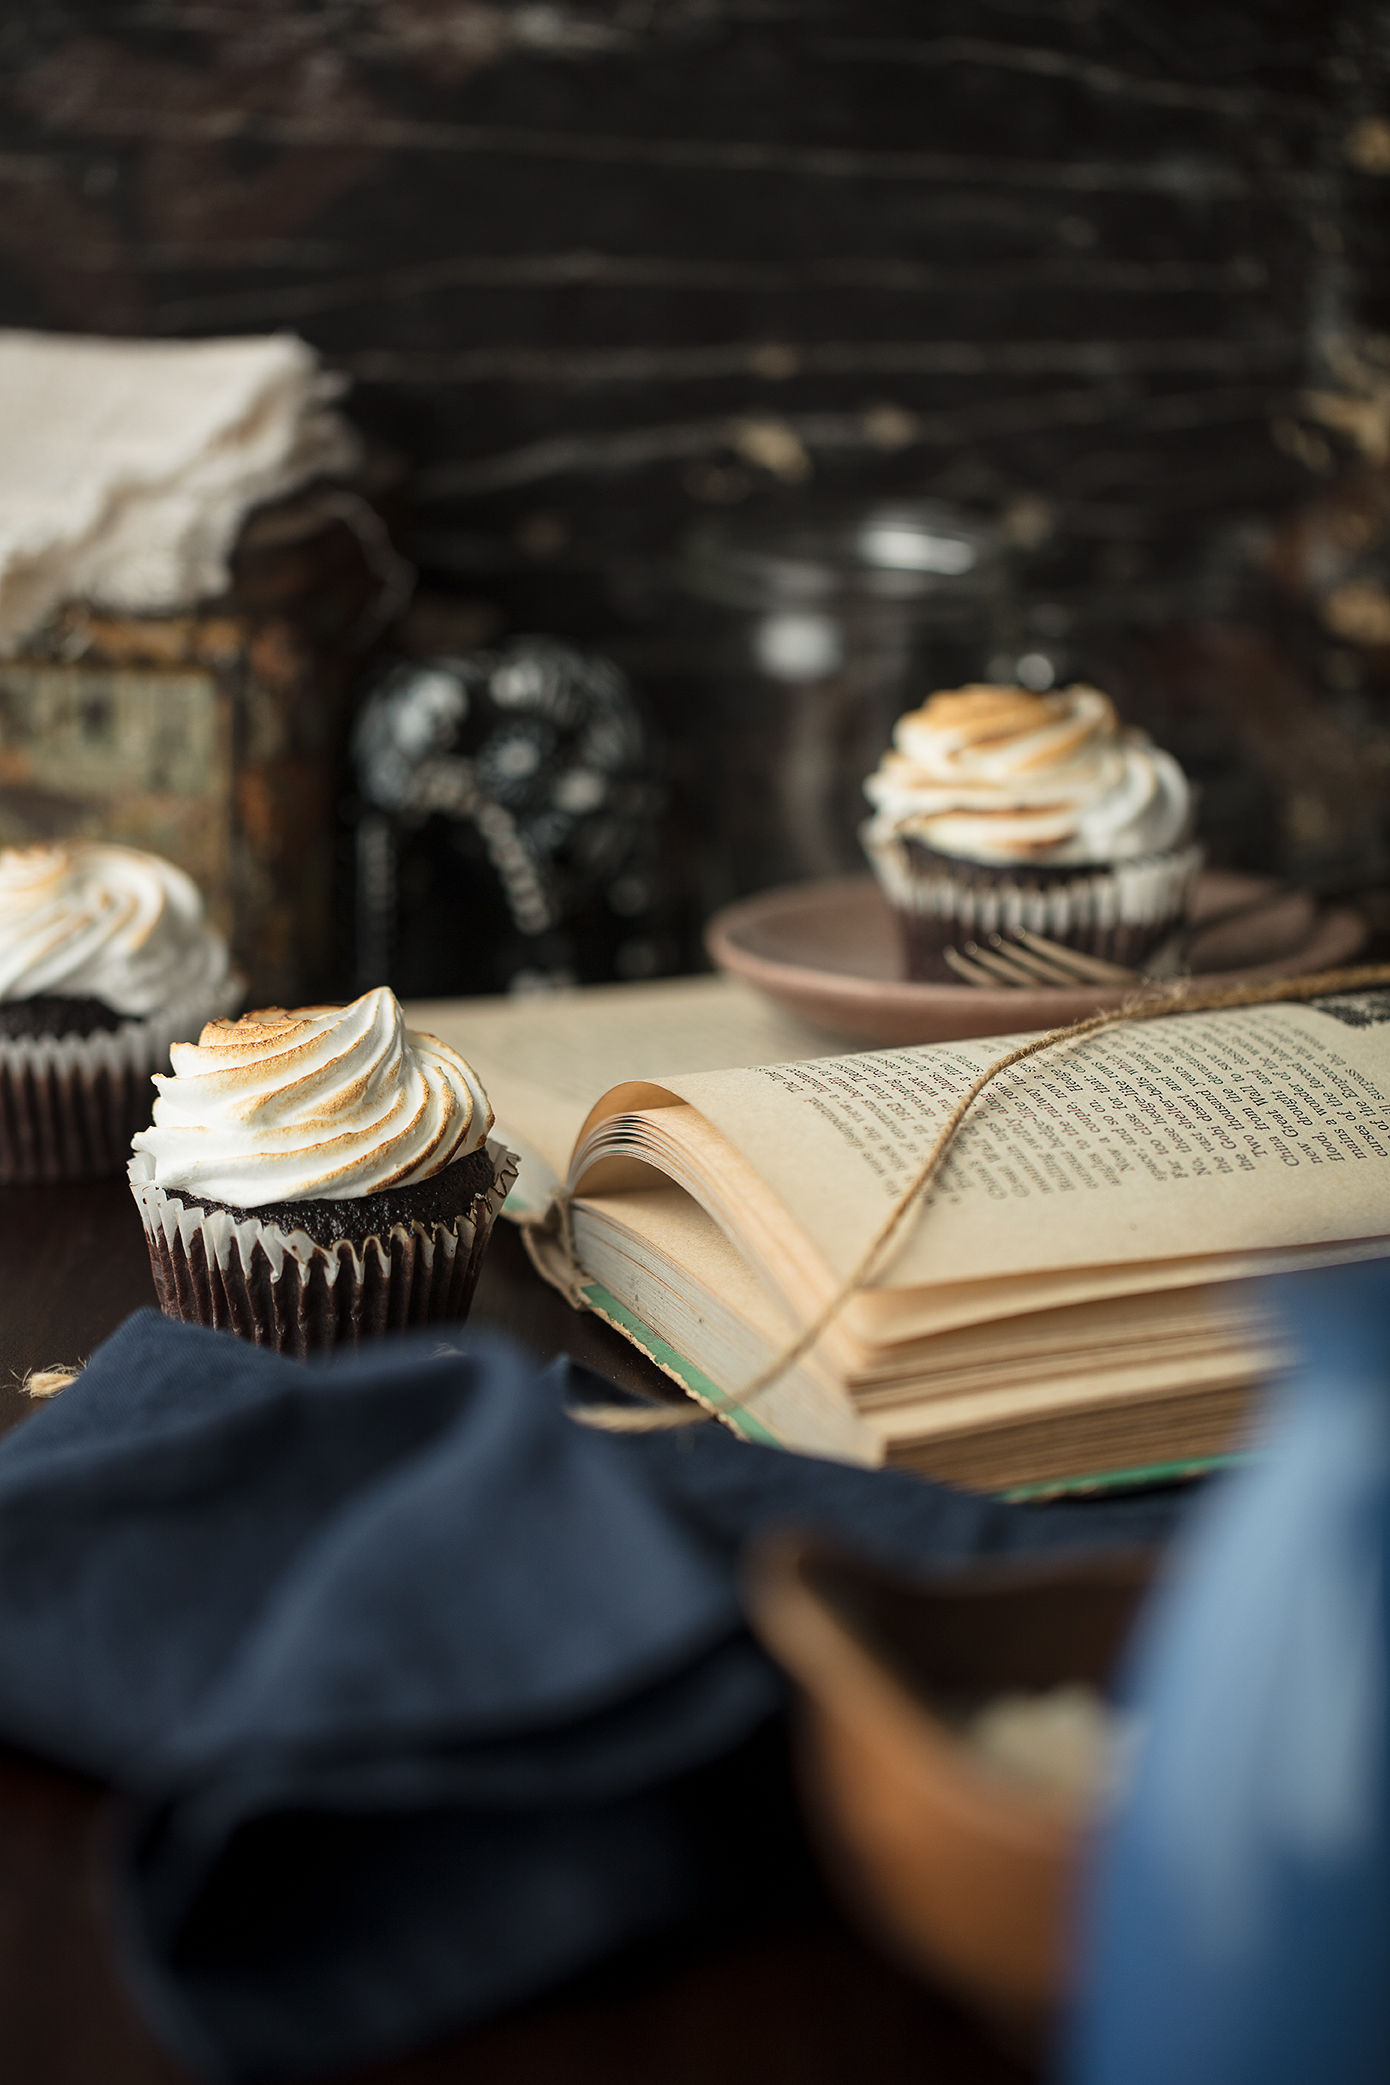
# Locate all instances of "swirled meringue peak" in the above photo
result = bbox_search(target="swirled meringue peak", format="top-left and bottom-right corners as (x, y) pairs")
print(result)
(863, 683), (1191, 867)
(131, 986), (493, 1206)
(0, 841), (232, 1014)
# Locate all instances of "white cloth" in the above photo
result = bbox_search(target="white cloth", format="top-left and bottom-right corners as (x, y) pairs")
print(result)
(0, 330), (361, 652)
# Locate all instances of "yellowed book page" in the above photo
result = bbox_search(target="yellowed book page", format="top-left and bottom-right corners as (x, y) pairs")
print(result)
(573, 1093), (1390, 1356)
(845, 1233), (1390, 1345)
(575, 1183), (1279, 1398)
(855, 1324), (1269, 1406)
(569, 1186), (1272, 1458)
(863, 1349), (1267, 1448)
(407, 975), (848, 1211)
(571, 1189), (877, 1463)
(848, 1281), (1267, 1387)
(609, 999), (1390, 1289)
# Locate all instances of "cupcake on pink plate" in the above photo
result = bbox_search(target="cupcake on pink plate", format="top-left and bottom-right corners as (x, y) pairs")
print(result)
(861, 683), (1201, 982)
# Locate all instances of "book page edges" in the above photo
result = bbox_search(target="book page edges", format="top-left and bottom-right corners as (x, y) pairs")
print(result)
(564, 1093), (1390, 1346)
(564, 1187), (1278, 1467)
(521, 1200), (877, 1464)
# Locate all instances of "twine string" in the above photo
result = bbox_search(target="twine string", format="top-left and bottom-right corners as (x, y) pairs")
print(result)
(572, 961), (1390, 1436)
(21, 1365), (80, 1400)
(23, 966), (1390, 1423)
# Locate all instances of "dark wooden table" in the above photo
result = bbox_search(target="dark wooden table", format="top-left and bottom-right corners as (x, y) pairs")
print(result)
(0, 1182), (1032, 2085)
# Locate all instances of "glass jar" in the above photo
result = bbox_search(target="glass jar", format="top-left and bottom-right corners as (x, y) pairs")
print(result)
(678, 501), (1014, 907)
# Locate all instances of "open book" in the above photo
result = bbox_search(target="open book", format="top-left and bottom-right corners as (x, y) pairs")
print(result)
(409, 977), (1390, 1497)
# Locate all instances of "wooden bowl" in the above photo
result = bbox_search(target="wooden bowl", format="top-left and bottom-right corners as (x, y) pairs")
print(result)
(745, 1539), (1154, 2029)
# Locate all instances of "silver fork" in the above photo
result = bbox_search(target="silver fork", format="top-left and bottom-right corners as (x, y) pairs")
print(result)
(942, 931), (1139, 989)
(942, 881), (1339, 989)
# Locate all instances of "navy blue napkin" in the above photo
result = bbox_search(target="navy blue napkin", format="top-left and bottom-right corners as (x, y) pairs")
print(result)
(0, 1310), (1182, 2082)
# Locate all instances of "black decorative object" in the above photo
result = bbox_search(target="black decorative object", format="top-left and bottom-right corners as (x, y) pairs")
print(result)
(351, 639), (665, 997)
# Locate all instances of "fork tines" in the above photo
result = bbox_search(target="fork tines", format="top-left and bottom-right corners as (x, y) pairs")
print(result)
(942, 930), (1139, 989)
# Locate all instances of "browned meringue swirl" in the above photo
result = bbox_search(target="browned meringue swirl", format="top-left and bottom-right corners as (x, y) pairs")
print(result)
(0, 841), (230, 1013)
(130, 986), (493, 1205)
(863, 683), (1191, 865)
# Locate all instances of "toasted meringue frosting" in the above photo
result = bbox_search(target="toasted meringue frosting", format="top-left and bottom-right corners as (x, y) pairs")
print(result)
(862, 683), (1190, 867)
(0, 841), (232, 1014)
(131, 986), (494, 1206)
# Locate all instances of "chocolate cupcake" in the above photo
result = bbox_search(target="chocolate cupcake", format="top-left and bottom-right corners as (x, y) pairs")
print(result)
(861, 684), (1202, 983)
(0, 842), (240, 1182)
(128, 987), (517, 1353)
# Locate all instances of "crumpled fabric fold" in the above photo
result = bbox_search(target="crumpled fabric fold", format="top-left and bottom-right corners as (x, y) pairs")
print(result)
(0, 330), (359, 651)
(0, 1310), (1181, 2082)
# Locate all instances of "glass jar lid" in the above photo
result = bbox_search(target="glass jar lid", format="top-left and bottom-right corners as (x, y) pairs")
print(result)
(681, 500), (1004, 612)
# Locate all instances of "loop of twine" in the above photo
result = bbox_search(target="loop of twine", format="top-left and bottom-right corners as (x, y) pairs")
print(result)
(23, 966), (1390, 1426)
(571, 961), (1390, 1437)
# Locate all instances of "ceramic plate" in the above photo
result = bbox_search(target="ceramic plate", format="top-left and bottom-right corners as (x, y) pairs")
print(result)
(705, 870), (1369, 1045)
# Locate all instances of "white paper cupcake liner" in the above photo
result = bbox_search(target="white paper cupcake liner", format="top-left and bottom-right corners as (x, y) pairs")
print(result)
(0, 977), (244, 1185)
(862, 827), (1204, 978)
(128, 1138), (518, 1354)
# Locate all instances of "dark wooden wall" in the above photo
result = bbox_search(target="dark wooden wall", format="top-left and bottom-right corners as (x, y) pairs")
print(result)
(4, 2), (1390, 968)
